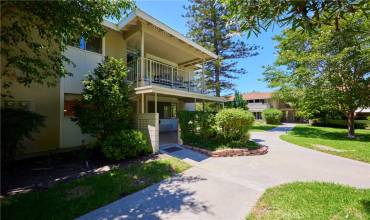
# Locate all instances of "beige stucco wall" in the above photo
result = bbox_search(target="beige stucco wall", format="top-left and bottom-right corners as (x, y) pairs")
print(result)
(105, 28), (126, 61)
(1, 8), (62, 156)
(2, 82), (61, 155)
(136, 113), (159, 153)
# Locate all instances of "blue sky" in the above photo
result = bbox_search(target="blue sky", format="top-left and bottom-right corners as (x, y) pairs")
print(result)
(136, 0), (282, 95)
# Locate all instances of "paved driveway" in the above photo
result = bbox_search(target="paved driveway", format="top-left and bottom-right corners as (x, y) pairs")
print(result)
(79, 124), (370, 220)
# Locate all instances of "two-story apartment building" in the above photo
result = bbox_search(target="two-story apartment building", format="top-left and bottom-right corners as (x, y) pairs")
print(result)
(3, 9), (225, 158)
(227, 92), (295, 122)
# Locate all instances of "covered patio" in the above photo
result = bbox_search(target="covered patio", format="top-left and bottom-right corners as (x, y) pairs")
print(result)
(134, 85), (225, 152)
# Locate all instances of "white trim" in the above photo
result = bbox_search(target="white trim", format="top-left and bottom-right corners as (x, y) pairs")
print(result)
(146, 53), (178, 67)
(103, 9), (218, 60)
(103, 20), (118, 30)
(135, 85), (226, 102)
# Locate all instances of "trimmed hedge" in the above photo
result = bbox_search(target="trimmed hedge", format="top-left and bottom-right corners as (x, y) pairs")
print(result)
(178, 111), (216, 144)
(215, 108), (254, 140)
(101, 129), (152, 161)
(262, 108), (283, 124)
(311, 119), (370, 129)
(178, 109), (255, 149)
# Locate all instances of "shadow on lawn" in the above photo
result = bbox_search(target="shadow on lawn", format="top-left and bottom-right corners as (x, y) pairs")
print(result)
(286, 126), (370, 142)
(361, 200), (370, 215)
(78, 174), (211, 220)
(2, 157), (195, 220)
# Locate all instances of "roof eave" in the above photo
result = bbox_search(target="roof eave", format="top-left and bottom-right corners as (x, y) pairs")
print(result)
(103, 9), (218, 60)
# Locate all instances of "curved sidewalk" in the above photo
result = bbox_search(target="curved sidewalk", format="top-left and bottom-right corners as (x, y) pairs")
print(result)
(79, 124), (370, 220)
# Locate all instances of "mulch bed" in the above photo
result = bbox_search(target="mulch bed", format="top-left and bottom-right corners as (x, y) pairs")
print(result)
(181, 144), (269, 157)
(1, 150), (161, 197)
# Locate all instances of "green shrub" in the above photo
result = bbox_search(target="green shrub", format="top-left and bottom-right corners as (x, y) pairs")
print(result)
(73, 57), (133, 141)
(262, 108), (283, 124)
(312, 119), (370, 129)
(101, 130), (152, 161)
(1, 108), (45, 163)
(178, 111), (216, 143)
(214, 108), (254, 141)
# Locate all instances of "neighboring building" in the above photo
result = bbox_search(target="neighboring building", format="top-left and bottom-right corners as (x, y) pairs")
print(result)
(226, 92), (296, 122)
(3, 9), (225, 158)
(355, 108), (370, 119)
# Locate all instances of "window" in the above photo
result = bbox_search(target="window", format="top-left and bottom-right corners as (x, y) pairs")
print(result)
(64, 94), (81, 116)
(71, 37), (102, 54)
(163, 103), (177, 119)
(148, 101), (177, 119)
(253, 112), (262, 120)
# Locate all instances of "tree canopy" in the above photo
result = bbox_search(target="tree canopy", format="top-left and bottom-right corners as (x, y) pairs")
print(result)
(263, 12), (370, 137)
(73, 57), (133, 141)
(183, 0), (259, 96)
(229, 91), (247, 109)
(1, 0), (133, 94)
(223, 0), (369, 36)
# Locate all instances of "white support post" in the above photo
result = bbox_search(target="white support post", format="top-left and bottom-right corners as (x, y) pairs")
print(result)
(188, 71), (190, 92)
(171, 67), (174, 88)
(202, 60), (205, 94)
(155, 92), (157, 113)
(140, 27), (145, 86)
(141, 93), (145, 114)
(202, 100), (205, 112)
(136, 59), (139, 88)
(149, 59), (152, 85)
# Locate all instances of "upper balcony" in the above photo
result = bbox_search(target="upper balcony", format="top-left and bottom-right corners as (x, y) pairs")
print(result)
(126, 57), (204, 93)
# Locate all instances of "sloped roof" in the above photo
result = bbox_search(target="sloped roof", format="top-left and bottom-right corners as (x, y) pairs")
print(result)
(243, 92), (273, 100)
(103, 9), (217, 60)
(226, 92), (273, 101)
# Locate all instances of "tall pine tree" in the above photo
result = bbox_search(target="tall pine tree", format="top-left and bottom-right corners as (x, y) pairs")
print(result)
(183, 0), (259, 97)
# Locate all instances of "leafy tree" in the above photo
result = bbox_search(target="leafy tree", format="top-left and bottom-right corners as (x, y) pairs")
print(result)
(1, 0), (133, 95)
(229, 91), (247, 109)
(73, 57), (133, 142)
(263, 12), (370, 138)
(223, 0), (369, 36)
(183, 0), (259, 96)
(1, 108), (45, 163)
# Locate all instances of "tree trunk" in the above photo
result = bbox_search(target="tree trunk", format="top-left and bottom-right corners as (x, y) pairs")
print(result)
(215, 62), (221, 97)
(347, 111), (355, 138)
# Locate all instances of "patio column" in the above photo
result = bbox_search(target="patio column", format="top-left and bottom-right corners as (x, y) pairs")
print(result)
(154, 92), (157, 113)
(140, 27), (145, 86)
(202, 60), (205, 93)
(141, 93), (145, 113)
(194, 98), (197, 111)
(202, 100), (205, 112)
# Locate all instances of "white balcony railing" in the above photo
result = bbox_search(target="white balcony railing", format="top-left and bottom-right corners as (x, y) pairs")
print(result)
(127, 58), (204, 93)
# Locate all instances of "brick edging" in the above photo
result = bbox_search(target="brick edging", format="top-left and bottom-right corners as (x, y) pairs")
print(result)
(181, 144), (269, 157)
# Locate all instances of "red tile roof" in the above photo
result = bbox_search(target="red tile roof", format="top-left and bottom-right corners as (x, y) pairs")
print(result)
(225, 92), (273, 101)
(242, 92), (272, 100)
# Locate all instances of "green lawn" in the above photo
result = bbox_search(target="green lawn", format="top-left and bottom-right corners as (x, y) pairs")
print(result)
(1, 156), (191, 220)
(250, 121), (278, 132)
(281, 125), (370, 163)
(247, 182), (370, 220)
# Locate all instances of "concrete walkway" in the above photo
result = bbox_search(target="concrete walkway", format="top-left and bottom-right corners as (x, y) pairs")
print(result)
(79, 124), (370, 220)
